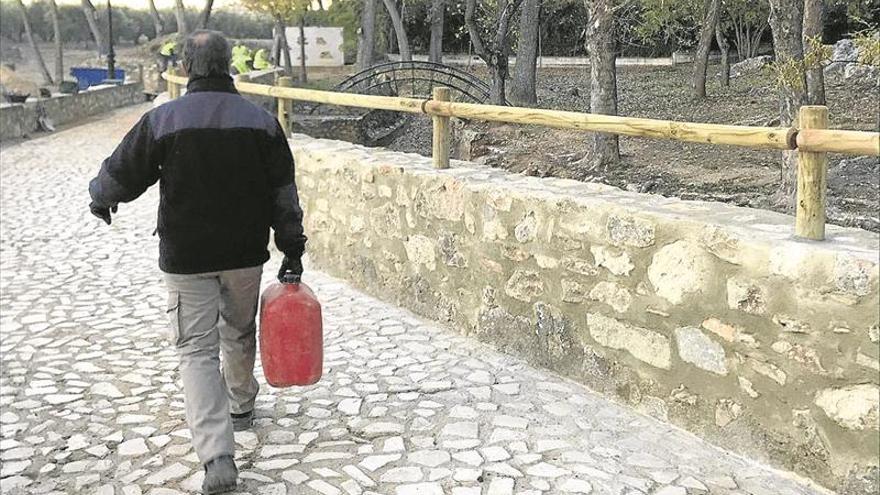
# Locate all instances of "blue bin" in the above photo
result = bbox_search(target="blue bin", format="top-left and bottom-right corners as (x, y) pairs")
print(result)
(70, 67), (125, 90)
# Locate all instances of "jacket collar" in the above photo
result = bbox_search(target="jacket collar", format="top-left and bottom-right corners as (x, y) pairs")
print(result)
(186, 75), (238, 94)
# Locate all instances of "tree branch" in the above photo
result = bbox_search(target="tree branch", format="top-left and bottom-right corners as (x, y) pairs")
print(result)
(465, 0), (490, 64)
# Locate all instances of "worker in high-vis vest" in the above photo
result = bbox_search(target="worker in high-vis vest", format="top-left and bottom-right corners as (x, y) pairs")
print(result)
(159, 40), (178, 72)
(231, 44), (253, 75)
(253, 48), (271, 70)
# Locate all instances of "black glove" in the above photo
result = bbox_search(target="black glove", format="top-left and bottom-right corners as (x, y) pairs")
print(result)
(90, 202), (118, 225)
(277, 255), (303, 283)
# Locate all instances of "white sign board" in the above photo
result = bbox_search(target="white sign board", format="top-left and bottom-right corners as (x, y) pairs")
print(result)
(285, 27), (344, 67)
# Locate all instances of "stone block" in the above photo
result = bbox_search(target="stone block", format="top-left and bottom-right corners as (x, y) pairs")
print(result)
(370, 204), (401, 238)
(700, 225), (743, 265)
(749, 359), (787, 386)
(562, 258), (597, 277)
(815, 385), (880, 431)
(587, 313), (671, 369)
(561, 280), (587, 304)
(726, 278), (767, 315)
(505, 270), (544, 303)
(404, 236), (437, 271)
(606, 214), (655, 248)
(701, 318), (757, 347)
(590, 246), (635, 276)
(588, 282), (633, 313)
(674, 327), (727, 375)
(834, 255), (877, 297)
(514, 212), (538, 243)
(648, 241), (713, 305)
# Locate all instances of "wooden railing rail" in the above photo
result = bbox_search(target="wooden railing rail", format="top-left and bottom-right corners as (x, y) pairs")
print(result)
(162, 71), (880, 241)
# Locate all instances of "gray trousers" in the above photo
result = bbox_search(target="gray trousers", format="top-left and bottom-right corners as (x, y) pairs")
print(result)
(164, 265), (263, 463)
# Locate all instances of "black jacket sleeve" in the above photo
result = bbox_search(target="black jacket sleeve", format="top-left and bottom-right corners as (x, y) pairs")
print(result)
(89, 113), (161, 208)
(266, 122), (307, 258)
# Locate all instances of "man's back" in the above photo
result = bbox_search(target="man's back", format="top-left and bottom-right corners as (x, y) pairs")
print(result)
(89, 76), (305, 275)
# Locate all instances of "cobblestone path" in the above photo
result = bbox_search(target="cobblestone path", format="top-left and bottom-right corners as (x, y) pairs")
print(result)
(0, 105), (825, 495)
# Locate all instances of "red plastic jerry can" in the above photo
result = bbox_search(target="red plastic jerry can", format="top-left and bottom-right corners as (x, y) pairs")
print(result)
(259, 275), (323, 387)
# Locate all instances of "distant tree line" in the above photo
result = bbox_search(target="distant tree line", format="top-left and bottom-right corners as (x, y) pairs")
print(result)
(0, 2), (275, 44)
(2, 0), (874, 58)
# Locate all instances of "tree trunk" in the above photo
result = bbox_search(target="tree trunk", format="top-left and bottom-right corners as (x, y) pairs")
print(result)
(803, 0), (825, 105)
(198, 0), (214, 29)
(298, 16), (307, 83)
(382, 0), (412, 61)
(429, 0), (444, 63)
(48, 0), (63, 85)
(510, 0), (540, 105)
(381, 0), (410, 61)
(276, 18), (293, 76)
(584, 0), (618, 167)
(148, 0), (164, 36)
(357, 0), (376, 70)
(316, 0), (324, 10)
(81, 0), (104, 56)
(17, 0), (53, 85)
(768, 0), (807, 209)
(174, 0), (188, 35)
(465, 0), (520, 104)
(692, 0), (720, 98)
(716, 25), (730, 87)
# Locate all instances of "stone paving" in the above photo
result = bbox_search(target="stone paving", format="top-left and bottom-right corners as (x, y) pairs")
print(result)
(0, 105), (827, 495)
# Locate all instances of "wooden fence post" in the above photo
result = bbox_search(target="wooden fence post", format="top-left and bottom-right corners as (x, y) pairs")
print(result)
(432, 86), (451, 169)
(795, 105), (829, 240)
(167, 67), (178, 99)
(277, 76), (293, 136)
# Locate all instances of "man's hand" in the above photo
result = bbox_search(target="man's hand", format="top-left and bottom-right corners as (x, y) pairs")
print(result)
(277, 255), (304, 283)
(90, 202), (118, 225)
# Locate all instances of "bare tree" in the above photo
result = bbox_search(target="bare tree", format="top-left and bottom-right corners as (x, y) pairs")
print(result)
(148, 0), (164, 37)
(582, 0), (618, 168)
(297, 13), (307, 82)
(81, 0), (105, 56)
(716, 25), (730, 86)
(465, 0), (523, 104)
(175, 0), (188, 34)
(729, 0), (767, 60)
(429, 0), (445, 63)
(16, 0), (53, 85)
(48, 0), (63, 85)
(357, 0), (377, 69)
(693, 0), (721, 98)
(198, 0), (214, 29)
(768, 0), (807, 207)
(382, 0), (411, 61)
(510, 0), (541, 105)
(275, 18), (293, 75)
(803, 0), (825, 105)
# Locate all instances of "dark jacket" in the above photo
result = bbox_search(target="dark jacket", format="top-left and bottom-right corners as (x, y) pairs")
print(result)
(89, 75), (306, 274)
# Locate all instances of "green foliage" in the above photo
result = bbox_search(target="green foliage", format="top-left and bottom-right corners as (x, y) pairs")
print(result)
(633, 0), (701, 50)
(853, 30), (880, 65)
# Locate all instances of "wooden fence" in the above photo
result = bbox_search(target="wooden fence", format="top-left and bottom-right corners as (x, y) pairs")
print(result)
(163, 70), (880, 241)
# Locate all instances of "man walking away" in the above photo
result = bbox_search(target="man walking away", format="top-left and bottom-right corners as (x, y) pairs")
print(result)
(88, 30), (307, 494)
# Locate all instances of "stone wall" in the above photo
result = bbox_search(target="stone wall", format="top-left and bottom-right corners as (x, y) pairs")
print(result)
(0, 82), (145, 141)
(290, 135), (880, 493)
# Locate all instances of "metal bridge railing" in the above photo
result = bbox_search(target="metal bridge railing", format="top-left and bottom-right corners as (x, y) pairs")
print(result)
(162, 69), (880, 241)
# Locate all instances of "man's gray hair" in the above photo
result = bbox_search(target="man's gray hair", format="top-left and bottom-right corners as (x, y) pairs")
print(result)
(182, 30), (230, 78)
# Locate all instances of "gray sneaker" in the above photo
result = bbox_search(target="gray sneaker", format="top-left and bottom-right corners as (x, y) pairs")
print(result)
(231, 410), (253, 432)
(202, 455), (238, 494)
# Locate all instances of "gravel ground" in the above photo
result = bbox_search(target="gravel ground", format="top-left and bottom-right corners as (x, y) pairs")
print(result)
(387, 64), (879, 232)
